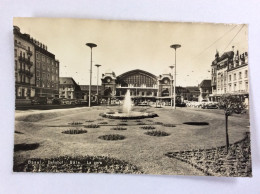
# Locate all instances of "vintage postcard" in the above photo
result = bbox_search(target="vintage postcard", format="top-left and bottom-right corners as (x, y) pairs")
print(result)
(13, 18), (251, 177)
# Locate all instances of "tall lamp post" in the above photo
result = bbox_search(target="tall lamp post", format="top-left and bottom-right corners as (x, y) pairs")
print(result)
(170, 44), (181, 109)
(169, 65), (174, 107)
(95, 64), (101, 104)
(86, 43), (97, 107)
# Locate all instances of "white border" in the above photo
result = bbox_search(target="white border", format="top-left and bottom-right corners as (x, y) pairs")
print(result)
(0, 0), (260, 193)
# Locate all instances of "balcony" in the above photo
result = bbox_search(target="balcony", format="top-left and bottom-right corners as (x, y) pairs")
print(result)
(18, 56), (33, 67)
(19, 69), (33, 78)
(27, 50), (33, 57)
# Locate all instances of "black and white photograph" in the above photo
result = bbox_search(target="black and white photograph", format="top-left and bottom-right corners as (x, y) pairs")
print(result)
(13, 18), (251, 177)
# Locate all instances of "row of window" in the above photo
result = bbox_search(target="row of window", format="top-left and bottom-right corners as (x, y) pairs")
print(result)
(36, 62), (59, 74)
(36, 53), (58, 67)
(217, 81), (249, 92)
(36, 81), (58, 89)
(229, 70), (248, 81)
(36, 72), (59, 81)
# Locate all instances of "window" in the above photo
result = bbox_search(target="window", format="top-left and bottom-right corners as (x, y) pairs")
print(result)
(42, 56), (45, 62)
(37, 62), (40, 68)
(36, 71), (40, 77)
(239, 72), (242, 79)
(234, 83), (237, 91)
(245, 81), (248, 91)
(36, 53), (39, 59)
(47, 58), (50, 64)
(47, 73), (50, 79)
(36, 81), (40, 87)
(245, 70), (248, 78)
(42, 73), (46, 78)
(20, 51), (22, 56)
(23, 52), (25, 58)
(14, 39), (17, 45)
(229, 75), (231, 82)
(42, 63), (45, 70)
(234, 73), (236, 81)
(15, 60), (17, 70)
(14, 49), (17, 57)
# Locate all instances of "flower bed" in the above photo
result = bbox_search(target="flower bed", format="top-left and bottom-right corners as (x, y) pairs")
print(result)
(99, 122), (108, 125)
(183, 122), (209, 126)
(62, 129), (87, 135)
(111, 127), (127, 131)
(13, 155), (142, 174)
(15, 131), (24, 134)
(84, 124), (100, 128)
(14, 143), (39, 152)
(153, 122), (163, 125)
(140, 126), (156, 130)
(162, 124), (176, 127)
(68, 121), (83, 125)
(165, 133), (252, 177)
(85, 120), (94, 123)
(98, 134), (125, 141)
(137, 122), (146, 125)
(145, 130), (169, 137)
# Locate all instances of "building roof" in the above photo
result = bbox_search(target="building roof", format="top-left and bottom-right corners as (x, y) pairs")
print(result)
(117, 69), (157, 81)
(199, 80), (211, 88)
(212, 51), (234, 66)
(59, 77), (81, 90)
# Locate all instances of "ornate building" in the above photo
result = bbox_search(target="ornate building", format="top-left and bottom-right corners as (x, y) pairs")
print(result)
(209, 49), (249, 104)
(14, 26), (60, 100)
(101, 69), (175, 103)
(14, 26), (35, 99)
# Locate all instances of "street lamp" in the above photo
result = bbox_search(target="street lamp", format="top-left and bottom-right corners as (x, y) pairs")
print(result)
(86, 43), (97, 107)
(95, 64), (101, 104)
(169, 65), (174, 107)
(170, 44), (181, 109)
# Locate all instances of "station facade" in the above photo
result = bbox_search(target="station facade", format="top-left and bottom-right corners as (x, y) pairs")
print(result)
(100, 69), (175, 103)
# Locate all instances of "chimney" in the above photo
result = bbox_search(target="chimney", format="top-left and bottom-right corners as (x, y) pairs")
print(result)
(232, 46), (235, 52)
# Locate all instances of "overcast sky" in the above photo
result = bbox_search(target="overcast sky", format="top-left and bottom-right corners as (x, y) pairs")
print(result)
(13, 18), (248, 86)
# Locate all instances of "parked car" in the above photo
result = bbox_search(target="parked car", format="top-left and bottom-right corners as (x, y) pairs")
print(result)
(31, 97), (47, 105)
(52, 98), (61, 105)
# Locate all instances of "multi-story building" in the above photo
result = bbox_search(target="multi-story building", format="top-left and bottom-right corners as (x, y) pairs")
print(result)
(14, 26), (35, 99)
(209, 49), (249, 104)
(14, 26), (60, 99)
(59, 77), (81, 99)
(35, 44), (59, 98)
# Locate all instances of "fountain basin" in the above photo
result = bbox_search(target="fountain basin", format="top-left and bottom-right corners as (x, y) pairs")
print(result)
(99, 111), (158, 120)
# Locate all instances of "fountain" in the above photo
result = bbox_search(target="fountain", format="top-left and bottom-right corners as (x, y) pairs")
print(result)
(122, 89), (132, 115)
(100, 89), (158, 119)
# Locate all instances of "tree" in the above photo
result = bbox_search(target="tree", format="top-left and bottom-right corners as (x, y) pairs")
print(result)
(219, 94), (247, 152)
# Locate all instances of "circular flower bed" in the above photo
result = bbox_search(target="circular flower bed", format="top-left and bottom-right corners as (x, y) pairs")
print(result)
(85, 120), (94, 123)
(162, 124), (176, 127)
(68, 121), (83, 125)
(183, 122), (209, 125)
(137, 122), (146, 125)
(14, 143), (39, 152)
(145, 131), (170, 137)
(140, 126), (156, 130)
(13, 155), (142, 174)
(84, 124), (100, 128)
(99, 122), (108, 125)
(98, 134), (125, 141)
(154, 122), (163, 125)
(99, 112), (158, 120)
(111, 127), (127, 131)
(62, 129), (87, 134)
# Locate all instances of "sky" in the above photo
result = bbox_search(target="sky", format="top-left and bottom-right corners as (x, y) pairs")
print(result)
(13, 18), (248, 86)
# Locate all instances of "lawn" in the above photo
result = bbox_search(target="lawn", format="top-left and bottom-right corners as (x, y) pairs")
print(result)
(13, 105), (251, 176)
